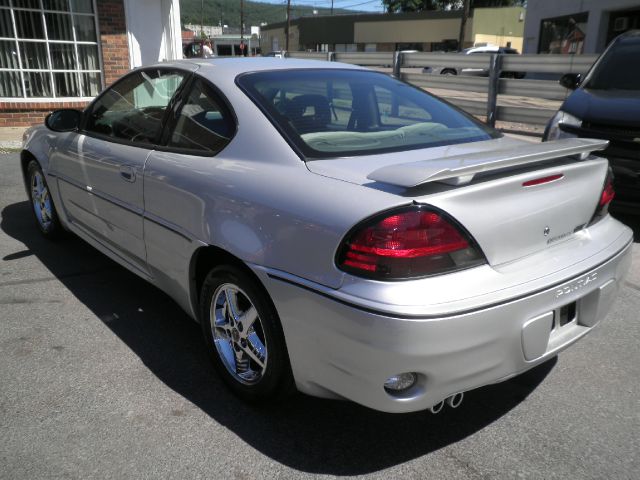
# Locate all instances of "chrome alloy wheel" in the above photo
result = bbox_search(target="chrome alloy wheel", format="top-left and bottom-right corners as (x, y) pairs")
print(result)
(211, 283), (268, 384)
(31, 170), (53, 230)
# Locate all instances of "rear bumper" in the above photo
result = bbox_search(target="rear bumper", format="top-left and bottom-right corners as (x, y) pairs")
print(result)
(256, 228), (633, 413)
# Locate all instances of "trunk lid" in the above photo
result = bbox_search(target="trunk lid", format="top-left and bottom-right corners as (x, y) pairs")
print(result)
(307, 137), (610, 266)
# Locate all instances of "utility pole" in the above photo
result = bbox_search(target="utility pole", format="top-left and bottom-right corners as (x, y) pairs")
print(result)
(240, 0), (245, 56)
(458, 0), (471, 51)
(331, 0), (334, 15)
(200, 0), (204, 38)
(285, 0), (291, 52)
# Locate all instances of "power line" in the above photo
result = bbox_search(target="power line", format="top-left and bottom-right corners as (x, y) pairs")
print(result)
(332, 0), (379, 8)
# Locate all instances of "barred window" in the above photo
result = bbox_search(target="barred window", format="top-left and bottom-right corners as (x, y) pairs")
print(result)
(0, 0), (102, 99)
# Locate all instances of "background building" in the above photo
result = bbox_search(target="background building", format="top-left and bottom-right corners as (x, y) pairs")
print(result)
(472, 6), (526, 52)
(182, 24), (260, 57)
(260, 10), (476, 54)
(0, 0), (182, 127)
(260, 8), (526, 54)
(523, 0), (640, 54)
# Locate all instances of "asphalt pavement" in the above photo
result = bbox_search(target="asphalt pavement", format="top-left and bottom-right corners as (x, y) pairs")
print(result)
(1, 152), (639, 479)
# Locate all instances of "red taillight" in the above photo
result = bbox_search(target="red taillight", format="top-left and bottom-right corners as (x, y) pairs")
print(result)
(338, 207), (485, 279)
(599, 178), (615, 207)
(589, 169), (615, 226)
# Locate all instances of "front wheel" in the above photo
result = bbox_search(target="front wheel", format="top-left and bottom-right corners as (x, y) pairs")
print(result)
(200, 265), (293, 402)
(27, 160), (63, 239)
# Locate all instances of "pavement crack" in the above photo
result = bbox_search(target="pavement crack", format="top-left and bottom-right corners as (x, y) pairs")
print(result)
(624, 281), (640, 293)
(0, 298), (63, 305)
(445, 450), (492, 480)
(0, 276), (57, 287)
(0, 267), (117, 287)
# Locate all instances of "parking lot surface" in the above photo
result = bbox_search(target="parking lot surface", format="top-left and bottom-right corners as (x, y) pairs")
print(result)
(1, 152), (639, 479)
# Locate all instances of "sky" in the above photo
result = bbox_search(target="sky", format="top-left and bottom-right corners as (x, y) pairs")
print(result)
(254, 0), (386, 14)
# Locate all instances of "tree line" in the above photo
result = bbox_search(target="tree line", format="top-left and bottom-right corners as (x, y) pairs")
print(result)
(383, 0), (525, 12)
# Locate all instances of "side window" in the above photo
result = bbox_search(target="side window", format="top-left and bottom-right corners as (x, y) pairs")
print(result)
(85, 69), (186, 145)
(167, 79), (235, 153)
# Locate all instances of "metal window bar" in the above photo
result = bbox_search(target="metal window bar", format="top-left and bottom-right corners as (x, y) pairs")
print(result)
(69, 0), (82, 97)
(8, 5), (27, 97)
(0, 0), (99, 99)
(39, 0), (55, 98)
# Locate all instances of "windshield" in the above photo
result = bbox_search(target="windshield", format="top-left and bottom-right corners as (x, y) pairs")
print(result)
(586, 37), (640, 90)
(237, 69), (497, 159)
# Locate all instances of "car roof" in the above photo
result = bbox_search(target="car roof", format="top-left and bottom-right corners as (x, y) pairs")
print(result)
(616, 29), (640, 44)
(145, 58), (366, 78)
(619, 29), (640, 38)
(464, 46), (499, 53)
(463, 45), (519, 53)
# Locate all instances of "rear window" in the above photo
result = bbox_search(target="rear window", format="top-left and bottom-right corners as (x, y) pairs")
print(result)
(237, 69), (497, 159)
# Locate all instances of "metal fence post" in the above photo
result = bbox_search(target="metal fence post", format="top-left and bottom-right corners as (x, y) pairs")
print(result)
(486, 53), (502, 128)
(390, 51), (403, 117)
(392, 51), (403, 78)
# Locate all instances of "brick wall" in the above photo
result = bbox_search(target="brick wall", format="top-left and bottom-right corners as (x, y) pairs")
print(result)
(0, 1), (130, 128)
(0, 101), (89, 128)
(98, 0), (131, 87)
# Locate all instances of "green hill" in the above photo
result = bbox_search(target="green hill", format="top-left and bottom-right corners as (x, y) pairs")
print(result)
(180, 0), (362, 29)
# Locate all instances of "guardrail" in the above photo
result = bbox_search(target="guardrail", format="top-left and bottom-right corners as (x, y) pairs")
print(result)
(286, 51), (599, 132)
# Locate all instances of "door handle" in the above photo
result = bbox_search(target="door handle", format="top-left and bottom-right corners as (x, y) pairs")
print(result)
(119, 165), (136, 182)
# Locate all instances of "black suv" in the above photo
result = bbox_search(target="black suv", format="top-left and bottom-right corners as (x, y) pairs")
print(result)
(543, 30), (640, 211)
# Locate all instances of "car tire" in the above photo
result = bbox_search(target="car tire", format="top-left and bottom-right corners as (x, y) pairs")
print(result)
(200, 264), (294, 402)
(27, 160), (63, 240)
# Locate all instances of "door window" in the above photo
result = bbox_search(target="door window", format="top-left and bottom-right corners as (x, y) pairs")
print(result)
(167, 78), (235, 153)
(85, 69), (186, 145)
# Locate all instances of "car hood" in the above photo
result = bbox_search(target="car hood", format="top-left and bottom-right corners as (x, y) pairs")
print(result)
(562, 87), (640, 127)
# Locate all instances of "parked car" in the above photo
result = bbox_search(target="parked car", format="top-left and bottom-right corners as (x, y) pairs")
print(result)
(543, 30), (640, 212)
(422, 45), (525, 78)
(22, 58), (632, 414)
(183, 40), (202, 58)
(263, 51), (286, 58)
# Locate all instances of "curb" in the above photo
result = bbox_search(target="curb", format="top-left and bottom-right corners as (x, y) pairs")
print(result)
(0, 141), (22, 153)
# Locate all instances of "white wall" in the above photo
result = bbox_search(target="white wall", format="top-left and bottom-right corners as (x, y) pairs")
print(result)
(523, 0), (640, 53)
(124, 0), (183, 67)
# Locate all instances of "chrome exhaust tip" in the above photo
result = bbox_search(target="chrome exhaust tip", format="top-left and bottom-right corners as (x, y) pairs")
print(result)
(429, 400), (445, 414)
(446, 392), (464, 409)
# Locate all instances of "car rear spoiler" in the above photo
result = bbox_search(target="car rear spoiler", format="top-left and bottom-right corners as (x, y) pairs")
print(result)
(366, 138), (609, 187)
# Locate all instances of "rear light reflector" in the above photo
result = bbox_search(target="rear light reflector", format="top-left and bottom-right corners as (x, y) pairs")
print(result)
(337, 206), (485, 280)
(522, 174), (564, 187)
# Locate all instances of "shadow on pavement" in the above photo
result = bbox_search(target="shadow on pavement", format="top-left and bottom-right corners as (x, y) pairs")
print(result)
(2, 200), (555, 475)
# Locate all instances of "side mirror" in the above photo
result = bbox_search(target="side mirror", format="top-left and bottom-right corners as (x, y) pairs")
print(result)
(45, 109), (82, 132)
(559, 73), (581, 90)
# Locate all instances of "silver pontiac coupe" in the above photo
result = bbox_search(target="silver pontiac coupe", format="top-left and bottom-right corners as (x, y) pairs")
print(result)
(21, 59), (632, 413)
